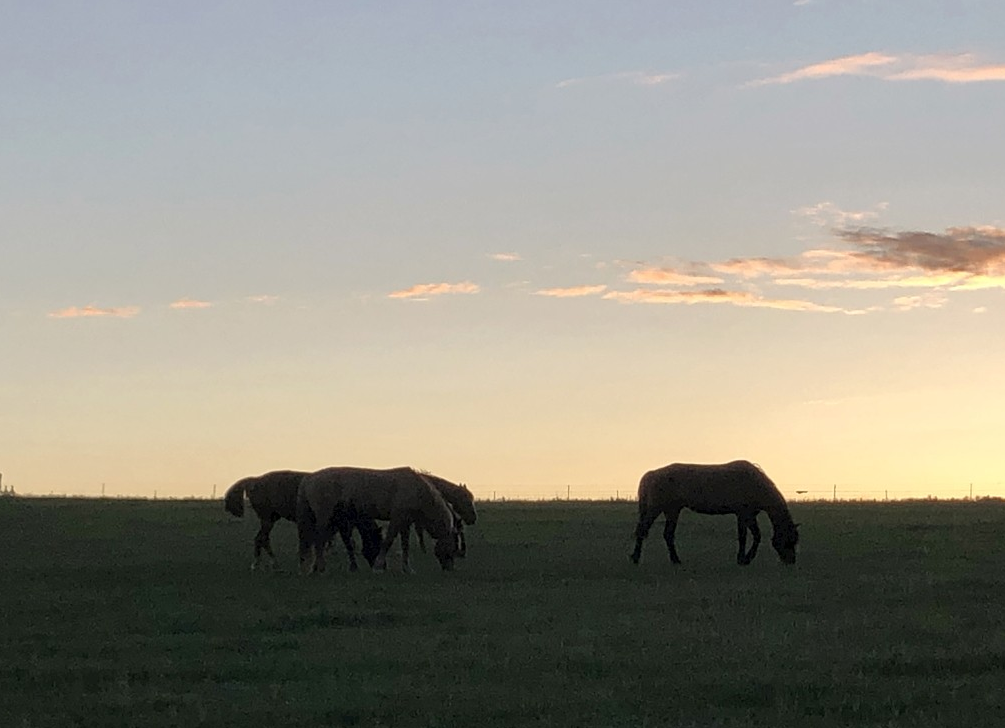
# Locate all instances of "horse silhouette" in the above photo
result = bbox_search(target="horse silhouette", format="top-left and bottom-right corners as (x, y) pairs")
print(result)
(629, 460), (799, 566)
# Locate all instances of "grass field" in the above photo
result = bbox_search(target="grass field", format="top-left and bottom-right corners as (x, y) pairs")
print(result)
(2, 496), (1005, 727)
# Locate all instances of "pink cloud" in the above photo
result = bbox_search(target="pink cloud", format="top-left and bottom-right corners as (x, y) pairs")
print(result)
(534, 284), (608, 298)
(169, 298), (213, 310)
(48, 304), (140, 319)
(388, 281), (481, 300)
(602, 287), (849, 313)
(751, 52), (896, 85)
(753, 51), (1005, 86)
(627, 268), (723, 286)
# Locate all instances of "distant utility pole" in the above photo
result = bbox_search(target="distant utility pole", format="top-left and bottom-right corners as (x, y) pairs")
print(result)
(833, 484), (837, 502)
(567, 485), (571, 501)
(970, 483), (973, 500)
(212, 484), (217, 499)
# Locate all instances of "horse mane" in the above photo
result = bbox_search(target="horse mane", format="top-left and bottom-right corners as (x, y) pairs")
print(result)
(412, 470), (455, 540)
(417, 470), (476, 524)
(745, 461), (793, 519)
(223, 479), (247, 517)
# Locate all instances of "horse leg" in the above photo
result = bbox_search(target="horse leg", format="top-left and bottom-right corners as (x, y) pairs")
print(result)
(662, 509), (682, 565)
(253, 515), (279, 571)
(338, 522), (359, 572)
(629, 509), (661, 564)
(401, 525), (414, 574)
(374, 516), (407, 572)
(736, 515), (750, 565)
(736, 514), (761, 565)
(297, 509), (317, 575)
(746, 517), (761, 564)
(311, 518), (333, 574)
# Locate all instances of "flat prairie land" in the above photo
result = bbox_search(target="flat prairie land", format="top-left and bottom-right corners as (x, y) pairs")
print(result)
(2, 497), (1004, 727)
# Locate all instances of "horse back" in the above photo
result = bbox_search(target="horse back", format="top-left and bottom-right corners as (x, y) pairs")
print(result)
(245, 470), (306, 522)
(640, 460), (780, 514)
(332, 467), (417, 519)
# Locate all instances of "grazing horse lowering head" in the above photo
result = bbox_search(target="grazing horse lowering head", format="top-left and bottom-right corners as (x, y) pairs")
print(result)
(433, 531), (458, 571)
(771, 520), (799, 564)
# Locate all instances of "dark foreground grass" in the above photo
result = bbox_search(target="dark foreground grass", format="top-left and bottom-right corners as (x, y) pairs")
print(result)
(2, 497), (1005, 727)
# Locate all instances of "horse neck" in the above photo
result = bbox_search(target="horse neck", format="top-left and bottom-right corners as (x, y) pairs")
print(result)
(420, 474), (466, 515)
(418, 487), (453, 540)
(763, 497), (793, 531)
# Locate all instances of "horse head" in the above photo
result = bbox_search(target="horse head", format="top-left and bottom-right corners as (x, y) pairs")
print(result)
(433, 534), (457, 571)
(455, 483), (478, 525)
(771, 521), (799, 564)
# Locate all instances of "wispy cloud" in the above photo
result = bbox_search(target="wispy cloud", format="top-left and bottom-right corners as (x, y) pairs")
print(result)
(836, 226), (1005, 275)
(751, 52), (1005, 86)
(388, 281), (480, 300)
(534, 284), (608, 298)
(488, 253), (522, 262)
(533, 211), (1005, 314)
(247, 295), (280, 305)
(893, 293), (947, 311)
(703, 226), (1005, 294)
(556, 70), (681, 89)
(48, 304), (140, 319)
(169, 298), (212, 310)
(627, 268), (724, 286)
(793, 201), (889, 228)
(602, 288), (855, 313)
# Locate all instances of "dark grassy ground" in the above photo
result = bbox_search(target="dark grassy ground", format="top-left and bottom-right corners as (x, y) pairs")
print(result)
(2, 496), (1005, 727)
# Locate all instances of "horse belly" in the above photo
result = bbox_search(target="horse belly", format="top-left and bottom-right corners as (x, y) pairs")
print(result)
(687, 504), (737, 516)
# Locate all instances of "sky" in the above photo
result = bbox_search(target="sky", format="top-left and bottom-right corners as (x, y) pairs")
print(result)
(3, 1), (1005, 500)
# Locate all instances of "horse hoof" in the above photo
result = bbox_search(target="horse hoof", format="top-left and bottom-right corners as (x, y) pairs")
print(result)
(629, 554), (639, 565)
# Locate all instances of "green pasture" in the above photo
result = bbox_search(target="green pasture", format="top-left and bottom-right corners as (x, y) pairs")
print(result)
(2, 497), (1004, 727)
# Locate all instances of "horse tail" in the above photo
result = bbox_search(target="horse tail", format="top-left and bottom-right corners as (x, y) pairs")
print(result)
(224, 479), (247, 517)
(636, 471), (655, 519)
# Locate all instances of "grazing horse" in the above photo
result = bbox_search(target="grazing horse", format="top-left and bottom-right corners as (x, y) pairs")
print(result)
(411, 472), (475, 557)
(224, 469), (382, 572)
(629, 460), (799, 566)
(298, 466), (459, 573)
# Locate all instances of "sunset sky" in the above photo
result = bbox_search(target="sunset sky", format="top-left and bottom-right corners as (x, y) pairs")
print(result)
(3, 1), (1004, 500)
